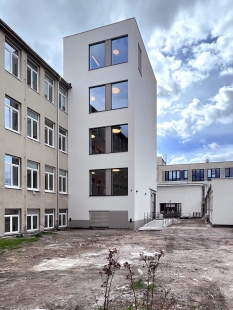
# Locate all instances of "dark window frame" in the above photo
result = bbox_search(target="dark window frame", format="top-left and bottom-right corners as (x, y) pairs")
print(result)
(192, 169), (204, 181)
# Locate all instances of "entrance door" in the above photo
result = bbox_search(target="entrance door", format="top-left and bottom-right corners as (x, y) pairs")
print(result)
(151, 193), (156, 219)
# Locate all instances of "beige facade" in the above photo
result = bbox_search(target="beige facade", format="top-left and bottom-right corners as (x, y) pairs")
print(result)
(0, 20), (71, 236)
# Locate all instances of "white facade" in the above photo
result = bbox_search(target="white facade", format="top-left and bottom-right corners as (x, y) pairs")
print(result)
(207, 179), (233, 225)
(64, 19), (157, 229)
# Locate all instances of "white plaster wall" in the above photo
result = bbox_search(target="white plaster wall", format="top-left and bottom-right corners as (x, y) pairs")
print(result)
(157, 185), (202, 215)
(211, 179), (233, 225)
(64, 19), (157, 224)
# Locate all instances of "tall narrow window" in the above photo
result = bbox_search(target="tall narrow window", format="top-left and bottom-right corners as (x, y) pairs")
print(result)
(112, 36), (128, 65)
(225, 168), (233, 178)
(5, 96), (20, 133)
(45, 209), (54, 229)
(5, 155), (20, 188)
(27, 161), (39, 190)
(59, 128), (67, 152)
(207, 168), (220, 180)
(59, 170), (67, 193)
(59, 209), (67, 227)
(5, 41), (19, 78)
(59, 87), (67, 112)
(45, 119), (54, 147)
(192, 169), (204, 181)
(27, 59), (38, 91)
(27, 210), (39, 231)
(111, 81), (128, 110)
(89, 127), (106, 154)
(89, 85), (105, 113)
(45, 166), (54, 192)
(90, 170), (106, 196)
(138, 44), (142, 74)
(27, 109), (39, 141)
(112, 124), (128, 152)
(44, 74), (53, 102)
(89, 42), (105, 70)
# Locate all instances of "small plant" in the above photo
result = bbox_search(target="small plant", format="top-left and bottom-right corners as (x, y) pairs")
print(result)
(99, 248), (121, 310)
(124, 262), (139, 309)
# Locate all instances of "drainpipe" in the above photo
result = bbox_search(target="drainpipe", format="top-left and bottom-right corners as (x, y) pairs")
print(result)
(56, 77), (61, 229)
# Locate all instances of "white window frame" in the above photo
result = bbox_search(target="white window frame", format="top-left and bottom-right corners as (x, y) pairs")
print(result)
(5, 96), (20, 133)
(27, 161), (39, 190)
(5, 211), (20, 235)
(5, 41), (19, 78)
(27, 59), (38, 92)
(27, 213), (39, 232)
(44, 210), (54, 229)
(59, 127), (67, 153)
(44, 74), (54, 102)
(27, 109), (39, 141)
(59, 169), (67, 194)
(45, 165), (54, 192)
(59, 87), (67, 112)
(59, 209), (67, 227)
(5, 155), (20, 188)
(45, 119), (54, 147)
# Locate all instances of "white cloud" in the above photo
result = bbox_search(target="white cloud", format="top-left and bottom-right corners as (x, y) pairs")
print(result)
(207, 142), (220, 149)
(157, 119), (188, 138)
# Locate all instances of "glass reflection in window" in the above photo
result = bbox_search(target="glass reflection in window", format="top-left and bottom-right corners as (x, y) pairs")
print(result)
(90, 127), (105, 154)
(112, 168), (128, 195)
(112, 81), (128, 110)
(112, 124), (128, 153)
(90, 170), (106, 196)
(112, 36), (128, 65)
(90, 42), (105, 70)
(90, 86), (105, 113)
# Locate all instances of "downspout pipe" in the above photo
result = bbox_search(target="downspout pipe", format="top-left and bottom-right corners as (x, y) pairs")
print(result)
(56, 77), (61, 229)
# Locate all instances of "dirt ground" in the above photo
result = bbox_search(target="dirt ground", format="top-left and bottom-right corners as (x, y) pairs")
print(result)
(0, 219), (233, 310)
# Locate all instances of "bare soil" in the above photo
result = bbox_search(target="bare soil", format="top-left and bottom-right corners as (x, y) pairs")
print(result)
(0, 219), (233, 310)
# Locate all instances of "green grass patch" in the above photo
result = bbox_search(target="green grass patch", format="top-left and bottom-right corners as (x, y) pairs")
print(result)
(132, 278), (145, 290)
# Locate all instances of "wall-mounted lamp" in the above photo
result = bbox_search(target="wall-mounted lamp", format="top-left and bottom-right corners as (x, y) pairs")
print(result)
(130, 189), (132, 191)
(69, 218), (71, 222)
(136, 190), (138, 193)
(145, 193), (147, 195)
(130, 218), (132, 223)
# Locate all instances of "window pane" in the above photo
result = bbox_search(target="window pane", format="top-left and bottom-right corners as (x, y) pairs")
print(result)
(27, 161), (38, 169)
(63, 214), (66, 226)
(62, 136), (66, 152)
(27, 216), (31, 230)
(27, 67), (31, 87)
(49, 129), (53, 146)
(45, 127), (48, 144)
(33, 215), (37, 229)
(44, 81), (48, 99)
(49, 85), (53, 101)
(33, 120), (38, 139)
(61, 96), (66, 111)
(27, 169), (31, 188)
(45, 166), (53, 173)
(49, 174), (53, 191)
(5, 106), (10, 128)
(5, 217), (10, 233)
(49, 215), (53, 227)
(12, 166), (18, 186)
(59, 170), (66, 176)
(90, 86), (105, 113)
(112, 36), (128, 65)
(90, 42), (105, 70)
(27, 118), (31, 137)
(12, 55), (18, 77)
(12, 216), (18, 232)
(59, 134), (61, 150)
(5, 164), (11, 185)
(33, 170), (38, 189)
(112, 124), (128, 152)
(12, 110), (18, 131)
(90, 170), (105, 196)
(59, 176), (62, 192)
(112, 168), (128, 195)
(90, 127), (105, 154)
(27, 110), (38, 120)
(5, 49), (11, 72)
(45, 173), (48, 190)
(112, 81), (128, 110)
(63, 177), (66, 193)
(59, 214), (61, 226)
(32, 71), (37, 91)
(45, 215), (48, 228)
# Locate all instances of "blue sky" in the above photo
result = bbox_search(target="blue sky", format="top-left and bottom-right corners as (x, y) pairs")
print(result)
(1, 0), (233, 164)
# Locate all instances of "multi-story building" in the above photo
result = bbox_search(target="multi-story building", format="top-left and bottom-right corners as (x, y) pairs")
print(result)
(0, 19), (71, 236)
(64, 18), (157, 229)
(0, 18), (157, 235)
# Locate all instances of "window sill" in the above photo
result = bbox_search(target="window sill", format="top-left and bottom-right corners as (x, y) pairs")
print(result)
(59, 107), (68, 114)
(4, 231), (20, 235)
(89, 151), (128, 155)
(45, 191), (56, 194)
(27, 136), (40, 143)
(27, 188), (40, 192)
(5, 69), (22, 81)
(89, 61), (128, 71)
(59, 150), (68, 154)
(59, 192), (68, 195)
(27, 85), (40, 95)
(89, 106), (128, 114)
(89, 194), (128, 197)
(5, 127), (21, 135)
(44, 227), (54, 230)
(27, 229), (39, 233)
(45, 144), (55, 149)
(5, 186), (21, 190)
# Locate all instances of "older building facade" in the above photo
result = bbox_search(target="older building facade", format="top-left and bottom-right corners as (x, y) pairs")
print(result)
(64, 19), (157, 229)
(0, 19), (71, 236)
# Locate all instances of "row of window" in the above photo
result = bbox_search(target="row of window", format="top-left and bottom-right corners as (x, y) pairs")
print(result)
(90, 168), (128, 196)
(5, 155), (67, 193)
(5, 209), (67, 234)
(90, 124), (128, 154)
(5, 96), (67, 152)
(165, 168), (233, 181)
(5, 41), (67, 111)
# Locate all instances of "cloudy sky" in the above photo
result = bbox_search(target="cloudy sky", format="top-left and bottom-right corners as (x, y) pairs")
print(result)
(1, 0), (233, 164)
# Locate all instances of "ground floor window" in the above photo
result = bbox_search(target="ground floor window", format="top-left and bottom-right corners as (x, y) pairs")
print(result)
(160, 203), (181, 214)
(59, 209), (67, 227)
(5, 209), (20, 234)
(44, 209), (54, 229)
(27, 209), (39, 231)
